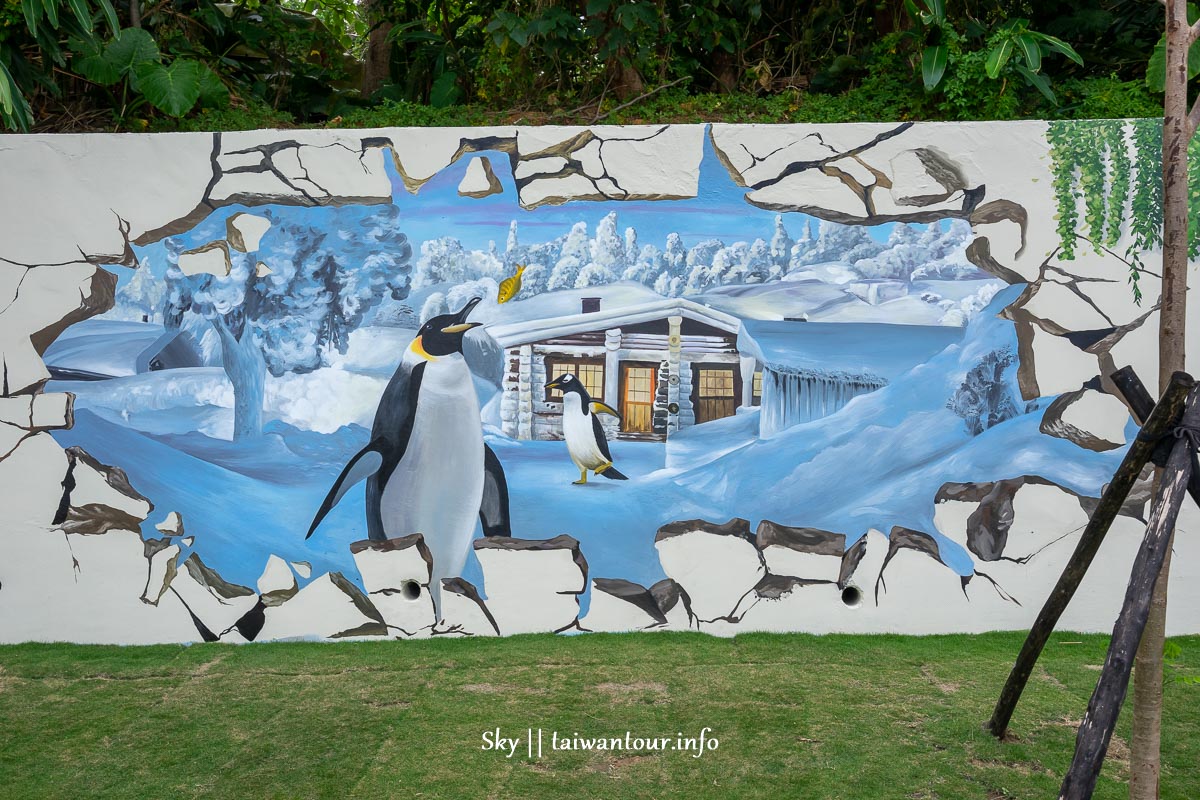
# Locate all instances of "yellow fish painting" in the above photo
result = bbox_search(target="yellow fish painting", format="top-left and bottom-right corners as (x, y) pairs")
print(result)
(497, 264), (526, 304)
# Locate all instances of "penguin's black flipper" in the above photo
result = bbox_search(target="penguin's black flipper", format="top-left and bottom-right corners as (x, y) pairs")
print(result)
(590, 414), (627, 480)
(479, 443), (511, 537)
(599, 466), (629, 480)
(591, 413), (614, 462)
(306, 443), (384, 540)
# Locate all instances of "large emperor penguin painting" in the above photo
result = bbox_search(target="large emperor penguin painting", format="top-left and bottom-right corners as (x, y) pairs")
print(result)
(305, 297), (510, 617)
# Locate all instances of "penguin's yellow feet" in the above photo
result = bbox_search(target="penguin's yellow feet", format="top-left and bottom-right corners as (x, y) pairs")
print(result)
(595, 462), (614, 475)
(572, 469), (588, 485)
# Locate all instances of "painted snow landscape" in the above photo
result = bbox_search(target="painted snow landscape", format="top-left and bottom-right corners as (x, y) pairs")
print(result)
(3, 121), (1197, 643)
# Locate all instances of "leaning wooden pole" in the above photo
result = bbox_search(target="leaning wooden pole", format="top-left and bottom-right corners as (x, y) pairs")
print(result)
(986, 371), (1194, 738)
(1111, 365), (1200, 508)
(1058, 387), (1200, 798)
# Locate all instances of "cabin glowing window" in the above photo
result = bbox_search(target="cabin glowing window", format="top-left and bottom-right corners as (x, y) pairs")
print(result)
(752, 371), (763, 406)
(694, 366), (737, 423)
(546, 359), (605, 401)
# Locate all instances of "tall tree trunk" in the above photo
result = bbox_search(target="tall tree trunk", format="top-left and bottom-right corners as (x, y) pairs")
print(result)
(361, 0), (394, 97)
(1131, 2), (1195, 797)
(213, 320), (267, 441)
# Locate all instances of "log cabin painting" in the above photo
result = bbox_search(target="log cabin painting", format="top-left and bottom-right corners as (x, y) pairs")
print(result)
(1, 120), (1198, 644)
(491, 296), (747, 442)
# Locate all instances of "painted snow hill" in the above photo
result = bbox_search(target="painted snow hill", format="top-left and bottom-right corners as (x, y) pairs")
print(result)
(1, 120), (1197, 644)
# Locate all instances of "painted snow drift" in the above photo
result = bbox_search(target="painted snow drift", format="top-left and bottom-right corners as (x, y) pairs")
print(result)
(0, 121), (1197, 644)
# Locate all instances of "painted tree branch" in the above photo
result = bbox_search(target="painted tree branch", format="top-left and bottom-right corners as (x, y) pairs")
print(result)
(1058, 387), (1200, 799)
(986, 371), (1194, 739)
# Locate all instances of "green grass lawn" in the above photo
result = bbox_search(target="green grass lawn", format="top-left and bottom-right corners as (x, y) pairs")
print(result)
(0, 632), (1197, 799)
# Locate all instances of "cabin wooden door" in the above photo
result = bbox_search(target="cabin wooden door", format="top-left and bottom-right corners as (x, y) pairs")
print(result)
(693, 365), (738, 423)
(620, 363), (657, 433)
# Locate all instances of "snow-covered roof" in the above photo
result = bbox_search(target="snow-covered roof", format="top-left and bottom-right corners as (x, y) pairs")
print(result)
(737, 319), (963, 380)
(487, 296), (741, 348)
(43, 320), (173, 379)
(473, 282), (659, 325)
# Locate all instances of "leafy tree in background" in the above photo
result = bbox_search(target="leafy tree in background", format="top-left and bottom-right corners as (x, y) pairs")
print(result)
(0, 0), (119, 129)
(70, 26), (228, 119)
(0, 0), (355, 131)
(0, 0), (1177, 136)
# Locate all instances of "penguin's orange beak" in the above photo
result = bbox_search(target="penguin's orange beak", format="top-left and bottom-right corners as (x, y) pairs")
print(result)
(545, 379), (562, 390)
(411, 335), (434, 361)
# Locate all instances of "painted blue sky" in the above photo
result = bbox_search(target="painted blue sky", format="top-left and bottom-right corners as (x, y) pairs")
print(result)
(382, 132), (899, 252)
(129, 129), (908, 285)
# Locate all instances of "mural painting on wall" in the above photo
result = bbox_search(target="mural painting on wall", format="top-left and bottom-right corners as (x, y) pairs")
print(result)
(1, 120), (1197, 643)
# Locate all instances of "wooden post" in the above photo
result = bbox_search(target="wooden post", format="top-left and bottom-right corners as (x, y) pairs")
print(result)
(1058, 386), (1200, 798)
(986, 371), (1194, 738)
(1110, 366), (1156, 421)
(1111, 365), (1200, 507)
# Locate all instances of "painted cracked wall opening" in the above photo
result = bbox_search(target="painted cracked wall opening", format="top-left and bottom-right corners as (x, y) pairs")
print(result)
(6, 119), (1189, 643)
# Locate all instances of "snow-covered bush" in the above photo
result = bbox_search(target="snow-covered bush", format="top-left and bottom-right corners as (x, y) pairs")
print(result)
(420, 292), (448, 323)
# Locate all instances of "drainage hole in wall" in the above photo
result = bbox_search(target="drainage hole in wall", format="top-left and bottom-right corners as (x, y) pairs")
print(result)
(401, 580), (422, 601)
(841, 585), (863, 608)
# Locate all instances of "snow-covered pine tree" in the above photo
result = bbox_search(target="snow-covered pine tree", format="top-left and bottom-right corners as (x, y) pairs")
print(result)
(786, 219), (815, 272)
(468, 246), (505, 281)
(853, 240), (927, 281)
(795, 220), (880, 266)
(420, 291), (449, 323)
(505, 220), (519, 265)
(162, 206), (412, 440)
(886, 221), (921, 247)
(414, 237), (471, 288)
(686, 238), (724, 273)
(515, 233), (565, 299)
(769, 215), (793, 273)
(622, 243), (663, 284)
(591, 211), (626, 277)
(118, 258), (166, 322)
(664, 232), (687, 278)
(547, 221), (590, 291)
(510, 265), (541, 299)
(653, 269), (673, 296)
(743, 238), (772, 284)
(686, 245), (734, 293)
(575, 263), (617, 288)
(917, 221), (944, 255)
(448, 278), (498, 309)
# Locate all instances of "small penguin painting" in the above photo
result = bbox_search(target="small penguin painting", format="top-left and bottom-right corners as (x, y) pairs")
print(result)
(306, 297), (511, 618)
(545, 373), (629, 485)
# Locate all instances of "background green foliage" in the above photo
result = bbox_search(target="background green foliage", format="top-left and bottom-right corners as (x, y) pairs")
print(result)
(0, 0), (1180, 132)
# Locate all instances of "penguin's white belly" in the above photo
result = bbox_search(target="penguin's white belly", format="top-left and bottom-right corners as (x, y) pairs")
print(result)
(380, 359), (484, 584)
(563, 398), (609, 470)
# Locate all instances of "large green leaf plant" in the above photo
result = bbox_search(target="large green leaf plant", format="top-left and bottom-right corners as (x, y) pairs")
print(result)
(1, 0), (118, 129)
(903, 0), (1083, 105)
(70, 26), (227, 121)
